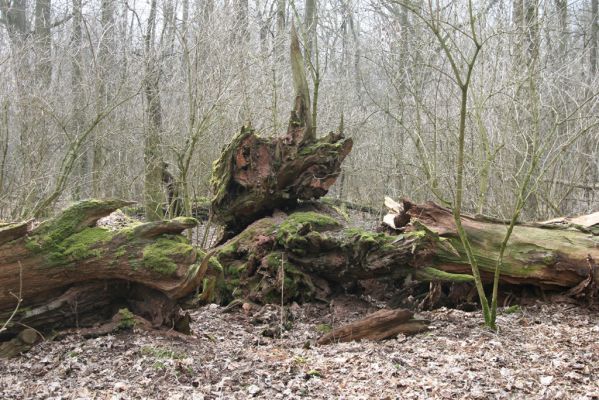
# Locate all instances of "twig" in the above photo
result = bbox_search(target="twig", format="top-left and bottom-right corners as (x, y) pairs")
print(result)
(14, 322), (46, 342)
(200, 210), (213, 250)
(280, 252), (285, 336)
(0, 261), (23, 333)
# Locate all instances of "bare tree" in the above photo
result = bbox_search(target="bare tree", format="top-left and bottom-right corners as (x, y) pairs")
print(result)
(142, 0), (166, 221)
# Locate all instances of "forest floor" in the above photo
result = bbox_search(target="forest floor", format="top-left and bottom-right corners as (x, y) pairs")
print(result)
(1, 298), (598, 400)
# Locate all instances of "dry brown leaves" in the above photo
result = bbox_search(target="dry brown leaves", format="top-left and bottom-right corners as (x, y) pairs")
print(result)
(1, 300), (598, 399)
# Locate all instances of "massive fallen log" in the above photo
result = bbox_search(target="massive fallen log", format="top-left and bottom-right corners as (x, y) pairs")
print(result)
(214, 200), (599, 304)
(3, 195), (596, 344)
(0, 200), (219, 338)
(210, 127), (352, 241)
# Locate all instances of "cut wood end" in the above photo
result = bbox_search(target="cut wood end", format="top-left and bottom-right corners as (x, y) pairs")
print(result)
(383, 213), (399, 229)
(540, 211), (599, 229)
(384, 196), (403, 214)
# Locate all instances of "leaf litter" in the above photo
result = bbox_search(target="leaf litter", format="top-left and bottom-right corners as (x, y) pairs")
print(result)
(1, 299), (598, 399)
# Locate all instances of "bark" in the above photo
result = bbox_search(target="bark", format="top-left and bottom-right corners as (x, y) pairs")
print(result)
(210, 127), (352, 240)
(91, 0), (116, 197)
(72, 0), (87, 199)
(591, 0), (598, 77)
(317, 309), (428, 345)
(0, 200), (218, 340)
(0, 101), (8, 198)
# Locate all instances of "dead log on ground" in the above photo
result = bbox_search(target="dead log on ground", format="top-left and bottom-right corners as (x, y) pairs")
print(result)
(317, 309), (428, 345)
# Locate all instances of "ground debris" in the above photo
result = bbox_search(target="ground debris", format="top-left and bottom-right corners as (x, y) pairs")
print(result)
(1, 300), (598, 399)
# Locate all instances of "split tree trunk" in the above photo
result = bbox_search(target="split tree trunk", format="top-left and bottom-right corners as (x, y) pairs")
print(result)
(210, 127), (352, 240)
(210, 26), (350, 241)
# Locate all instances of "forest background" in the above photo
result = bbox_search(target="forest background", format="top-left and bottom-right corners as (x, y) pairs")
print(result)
(1, 0), (598, 222)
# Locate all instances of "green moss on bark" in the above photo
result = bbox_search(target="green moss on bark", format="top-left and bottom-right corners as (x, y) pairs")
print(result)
(197, 248), (224, 274)
(142, 236), (194, 275)
(211, 126), (255, 205)
(297, 139), (345, 156)
(263, 252), (316, 302)
(276, 212), (340, 249)
(34, 200), (126, 244)
(414, 267), (474, 282)
(62, 227), (113, 261)
(344, 228), (396, 250)
(117, 308), (136, 329)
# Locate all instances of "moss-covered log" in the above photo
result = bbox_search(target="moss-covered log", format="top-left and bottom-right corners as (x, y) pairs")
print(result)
(213, 201), (599, 304)
(0, 200), (219, 339)
(402, 200), (599, 292)
(210, 127), (352, 241)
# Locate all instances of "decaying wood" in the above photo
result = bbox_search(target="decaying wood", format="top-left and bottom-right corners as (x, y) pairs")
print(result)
(214, 199), (599, 305)
(0, 329), (41, 358)
(210, 127), (352, 240)
(317, 309), (429, 345)
(402, 200), (599, 291)
(0, 199), (216, 340)
(4, 194), (596, 349)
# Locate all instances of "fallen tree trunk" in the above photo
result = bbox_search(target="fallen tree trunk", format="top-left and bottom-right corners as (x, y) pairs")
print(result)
(3, 197), (596, 342)
(402, 200), (599, 293)
(214, 200), (599, 304)
(0, 200), (219, 338)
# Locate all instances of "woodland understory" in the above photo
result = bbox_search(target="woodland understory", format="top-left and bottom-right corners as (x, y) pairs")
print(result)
(1, 1), (599, 398)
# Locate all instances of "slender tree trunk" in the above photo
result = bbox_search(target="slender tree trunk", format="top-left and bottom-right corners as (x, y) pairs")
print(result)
(304, 0), (318, 132)
(91, 0), (115, 198)
(277, 0), (286, 35)
(304, 0), (316, 63)
(591, 0), (598, 80)
(554, 0), (568, 57)
(182, 0), (189, 40)
(587, 0), (599, 208)
(143, 0), (165, 221)
(2, 0), (38, 216)
(289, 24), (313, 143)
(34, 0), (52, 89)
(513, 0), (541, 219)
(0, 101), (8, 203)
(71, 0), (87, 200)
(271, 0), (287, 133)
